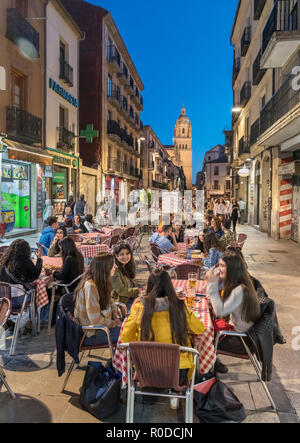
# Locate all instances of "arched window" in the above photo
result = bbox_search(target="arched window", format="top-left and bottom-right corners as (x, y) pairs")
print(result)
(182, 128), (185, 134)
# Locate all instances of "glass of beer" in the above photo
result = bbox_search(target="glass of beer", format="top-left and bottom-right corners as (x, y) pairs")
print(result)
(187, 273), (197, 308)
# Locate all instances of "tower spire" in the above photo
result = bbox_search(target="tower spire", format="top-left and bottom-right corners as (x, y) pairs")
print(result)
(181, 101), (186, 116)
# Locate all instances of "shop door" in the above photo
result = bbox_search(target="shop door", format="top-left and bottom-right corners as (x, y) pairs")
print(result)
(291, 176), (300, 243)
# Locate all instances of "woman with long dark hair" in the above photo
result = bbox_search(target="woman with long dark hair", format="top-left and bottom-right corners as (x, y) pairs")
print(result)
(0, 239), (42, 309)
(52, 237), (84, 292)
(120, 270), (205, 397)
(230, 198), (240, 232)
(74, 254), (121, 346)
(112, 243), (139, 309)
(47, 226), (67, 257)
(206, 251), (261, 360)
(201, 232), (225, 269)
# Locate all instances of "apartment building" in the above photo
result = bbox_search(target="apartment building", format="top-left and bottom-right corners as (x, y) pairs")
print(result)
(0, 0), (52, 235)
(61, 0), (144, 207)
(231, 0), (300, 242)
(142, 125), (186, 193)
(45, 0), (82, 217)
(202, 145), (231, 200)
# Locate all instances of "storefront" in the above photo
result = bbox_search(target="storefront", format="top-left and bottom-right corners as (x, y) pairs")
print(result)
(47, 148), (79, 218)
(1, 141), (52, 233)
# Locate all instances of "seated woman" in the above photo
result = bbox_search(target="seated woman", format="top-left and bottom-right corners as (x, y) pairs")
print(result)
(121, 269), (205, 402)
(208, 217), (224, 239)
(191, 231), (206, 253)
(220, 219), (236, 248)
(74, 254), (122, 346)
(73, 215), (88, 234)
(206, 251), (260, 360)
(201, 232), (225, 269)
(48, 226), (67, 257)
(84, 214), (101, 233)
(52, 237), (84, 293)
(121, 271), (205, 390)
(112, 243), (140, 309)
(173, 222), (185, 244)
(0, 239), (42, 309)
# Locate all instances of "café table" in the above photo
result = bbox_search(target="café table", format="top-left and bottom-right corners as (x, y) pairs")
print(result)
(157, 252), (203, 267)
(112, 279), (217, 387)
(76, 243), (110, 261)
(81, 232), (110, 242)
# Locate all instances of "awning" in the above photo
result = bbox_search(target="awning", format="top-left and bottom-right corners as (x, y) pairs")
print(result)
(4, 139), (53, 166)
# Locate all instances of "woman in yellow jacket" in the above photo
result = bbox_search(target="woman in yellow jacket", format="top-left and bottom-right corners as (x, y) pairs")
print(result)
(121, 269), (205, 390)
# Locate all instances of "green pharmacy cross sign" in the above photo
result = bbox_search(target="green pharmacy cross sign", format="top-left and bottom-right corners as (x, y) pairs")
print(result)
(80, 124), (99, 143)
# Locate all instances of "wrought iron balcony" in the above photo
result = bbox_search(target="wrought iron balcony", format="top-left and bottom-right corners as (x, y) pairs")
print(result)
(107, 83), (121, 107)
(262, 0), (300, 68)
(240, 81), (251, 107)
(6, 106), (42, 145)
(241, 26), (251, 56)
(250, 118), (260, 146)
(232, 58), (240, 85)
(59, 58), (73, 87)
(117, 62), (128, 85)
(254, 0), (266, 20)
(152, 180), (169, 190)
(107, 119), (121, 139)
(259, 72), (300, 136)
(252, 50), (266, 85)
(57, 127), (75, 149)
(238, 136), (250, 157)
(107, 44), (121, 72)
(6, 8), (39, 57)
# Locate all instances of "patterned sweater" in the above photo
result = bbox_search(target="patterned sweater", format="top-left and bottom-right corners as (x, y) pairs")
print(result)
(74, 279), (119, 337)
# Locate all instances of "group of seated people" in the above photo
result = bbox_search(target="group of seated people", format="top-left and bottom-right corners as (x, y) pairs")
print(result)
(0, 227), (279, 399)
(39, 215), (103, 254)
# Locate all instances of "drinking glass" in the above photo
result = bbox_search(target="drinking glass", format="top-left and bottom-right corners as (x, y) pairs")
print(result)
(187, 273), (197, 308)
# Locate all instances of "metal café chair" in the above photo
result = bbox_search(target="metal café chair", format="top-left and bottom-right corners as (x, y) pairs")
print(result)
(0, 297), (16, 399)
(48, 274), (85, 331)
(174, 264), (201, 280)
(0, 282), (37, 356)
(60, 294), (127, 393)
(120, 342), (199, 423)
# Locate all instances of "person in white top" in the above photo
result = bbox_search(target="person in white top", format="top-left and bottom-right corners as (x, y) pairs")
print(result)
(217, 198), (226, 218)
(206, 250), (260, 366)
(238, 198), (246, 225)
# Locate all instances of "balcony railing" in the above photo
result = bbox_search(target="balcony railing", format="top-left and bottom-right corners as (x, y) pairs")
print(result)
(241, 26), (251, 56)
(6, 8), (39, 57)
(6, 106), (42, 145)
(250, 118), (260, 146)
(238, 136), (250, 157)
(260, 72), (300, 135)
(232, 58), (240, 85)
(59, 58), (73, 87)
(262, 0), (299, 54)
(107, 83), (121, 106)
(107, 119), (121, 138)
(152, 180), (169, 190)
(254, 0), (267, 20)
(107, 44), (121, 70)
(252, 49), (266, 85)
(57, 127), (74, 149)
(240, 81), (251, 107)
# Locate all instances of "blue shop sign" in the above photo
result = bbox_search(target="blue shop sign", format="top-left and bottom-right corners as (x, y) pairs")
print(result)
(49, 78), (78, 108)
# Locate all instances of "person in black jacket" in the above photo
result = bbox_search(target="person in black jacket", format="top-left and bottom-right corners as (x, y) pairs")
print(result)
(0, 239), (42, 310)
(53, 237), (84, 292)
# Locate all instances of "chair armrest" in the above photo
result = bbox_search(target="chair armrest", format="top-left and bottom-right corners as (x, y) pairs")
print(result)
(217, 330), (247, 337)
(118, 342), (129, 351)
(82, 325), (110, 332)
(179, 346), (200, 357)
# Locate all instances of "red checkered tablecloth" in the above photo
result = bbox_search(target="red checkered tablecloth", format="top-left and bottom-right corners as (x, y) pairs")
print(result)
(77, 243), (109, 259)
(112, 279), (216, 387)
(35, 278), (49, 309)
(81, 233), (110, 242)
(157, 252), (201, 267)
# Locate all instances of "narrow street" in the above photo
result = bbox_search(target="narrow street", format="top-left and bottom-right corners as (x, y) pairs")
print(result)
(0, 225), (299, 423)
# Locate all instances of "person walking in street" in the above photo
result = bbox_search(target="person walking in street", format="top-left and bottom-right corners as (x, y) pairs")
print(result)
(74, 194), (87, 218)
(42, 200), (54, 228)
(231, 198), (240, 232)
(207, 198), (214, 216)
(238, 197), (246, 225)
(119, 198), (127, 227)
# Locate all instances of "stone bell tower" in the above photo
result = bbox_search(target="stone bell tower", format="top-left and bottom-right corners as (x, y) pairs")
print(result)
(173, 102), (193, 189)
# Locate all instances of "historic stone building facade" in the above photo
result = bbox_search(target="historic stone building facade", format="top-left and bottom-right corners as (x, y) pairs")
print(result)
(165, 103), (193, 190)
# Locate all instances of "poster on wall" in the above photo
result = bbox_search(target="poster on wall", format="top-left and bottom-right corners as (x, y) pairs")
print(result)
(1, 172), (30, 228)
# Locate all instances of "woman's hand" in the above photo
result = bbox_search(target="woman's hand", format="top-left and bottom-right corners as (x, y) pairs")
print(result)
(36, 251), (42, 260)
(205, 267), (219, 282)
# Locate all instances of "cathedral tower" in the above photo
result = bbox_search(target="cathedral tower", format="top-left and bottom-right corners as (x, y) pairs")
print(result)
(173, 102), (193, 189)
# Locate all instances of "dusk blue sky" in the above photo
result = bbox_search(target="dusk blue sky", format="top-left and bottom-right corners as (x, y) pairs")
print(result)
(88, 0), (239, 183)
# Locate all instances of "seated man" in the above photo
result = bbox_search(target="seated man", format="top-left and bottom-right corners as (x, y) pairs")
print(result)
(149, 225), (178, 254)
(39, 216), (58, 252)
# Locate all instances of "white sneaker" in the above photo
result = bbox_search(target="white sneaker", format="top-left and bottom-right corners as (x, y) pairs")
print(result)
(170, 398), (179, 410)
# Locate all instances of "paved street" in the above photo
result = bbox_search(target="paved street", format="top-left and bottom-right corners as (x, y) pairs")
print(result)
(0, 225), (300, 423)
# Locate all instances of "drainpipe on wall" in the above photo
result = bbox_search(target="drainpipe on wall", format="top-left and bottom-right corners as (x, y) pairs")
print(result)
(268, 146), (273, 238)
